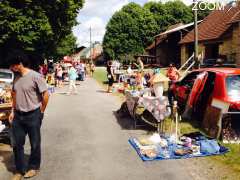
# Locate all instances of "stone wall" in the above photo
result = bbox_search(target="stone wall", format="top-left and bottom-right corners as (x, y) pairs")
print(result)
(234, 22), (240, 65)
(180, 45), (187, 65)
(219, 23), (240, 64)
(180, 23), (240, 65)
(180, 43), (205, 65)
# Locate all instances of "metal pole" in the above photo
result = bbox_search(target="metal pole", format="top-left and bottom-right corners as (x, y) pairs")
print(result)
(90, 26), (92, 63)
(194, 0), (199, 68)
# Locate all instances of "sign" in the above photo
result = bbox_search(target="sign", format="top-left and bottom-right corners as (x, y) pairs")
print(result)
(211, 98), (230, 113)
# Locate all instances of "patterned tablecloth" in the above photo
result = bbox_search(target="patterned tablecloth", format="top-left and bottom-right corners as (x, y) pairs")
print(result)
(125, 91), (140, 117)
(125, 91), (171, 122)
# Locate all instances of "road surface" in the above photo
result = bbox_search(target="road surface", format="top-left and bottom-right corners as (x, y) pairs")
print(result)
(0, 77), (231, 180)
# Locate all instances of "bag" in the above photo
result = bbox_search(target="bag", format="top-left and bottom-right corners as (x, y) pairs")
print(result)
(200, 140), (220, 154)
(107, 74), (112, 79)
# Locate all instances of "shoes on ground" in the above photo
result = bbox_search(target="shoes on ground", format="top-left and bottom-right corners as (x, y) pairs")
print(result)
(24, 170), (39, 178)
(12, 173), (23, 180)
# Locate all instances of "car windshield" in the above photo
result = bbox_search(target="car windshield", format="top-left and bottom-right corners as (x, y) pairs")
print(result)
(226, 75), (240, 100)
(0, 72), (12, 80)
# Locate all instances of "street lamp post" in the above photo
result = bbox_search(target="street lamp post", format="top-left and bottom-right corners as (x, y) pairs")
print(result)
(194, 0), (199, 68)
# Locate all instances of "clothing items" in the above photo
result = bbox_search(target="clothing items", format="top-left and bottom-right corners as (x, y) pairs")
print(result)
(13, 70), (48, 112)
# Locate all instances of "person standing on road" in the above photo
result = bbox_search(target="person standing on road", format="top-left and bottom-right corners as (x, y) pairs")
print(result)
(107, 61), (114, 93)
(8, 52), (49, 180)
(56, 64), (63, 87)
(90, 62), (95, 77)
(67, 65), (78, 95)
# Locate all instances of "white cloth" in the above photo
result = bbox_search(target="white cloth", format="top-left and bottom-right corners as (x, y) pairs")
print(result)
(68, 80), (77, 94)
(153, 82), (164, 97)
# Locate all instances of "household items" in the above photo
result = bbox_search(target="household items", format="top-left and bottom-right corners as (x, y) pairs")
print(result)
(0, 121), (6, 133)
(129, 132), (228, 161)
(174, 148), (192, 156)
(0, 84), (12, 104)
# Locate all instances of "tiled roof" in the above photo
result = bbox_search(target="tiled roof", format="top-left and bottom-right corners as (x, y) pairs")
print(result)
(146, 36), (165, 50)
(180, 5), (240, 44)
(146, 22), (197, 50)
(230, 11), (240, 23)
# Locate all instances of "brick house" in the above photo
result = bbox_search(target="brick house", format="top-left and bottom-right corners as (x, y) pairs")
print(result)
(180, 4), (240, 65)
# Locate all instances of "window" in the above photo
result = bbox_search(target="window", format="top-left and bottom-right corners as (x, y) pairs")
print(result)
(180, 71), (200, 87)
(226, 75), (240, 100)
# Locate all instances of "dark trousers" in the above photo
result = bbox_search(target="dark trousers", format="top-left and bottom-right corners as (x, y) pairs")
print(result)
(12, 108), (43, 174)
(168, 81), (174, 106)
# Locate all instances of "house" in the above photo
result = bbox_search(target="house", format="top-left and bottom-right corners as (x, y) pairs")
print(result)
(180, 3), (240, 65)
(146, 22), (198, 67)
(72, 42), (103, 63)
(71, 46), (86, 62)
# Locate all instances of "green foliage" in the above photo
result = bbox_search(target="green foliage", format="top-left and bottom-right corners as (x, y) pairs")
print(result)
(103, 2), (158, 60)
(0, 0), (84, 65)
(55, 33), (77, 58)
(103, 0), (211, 62)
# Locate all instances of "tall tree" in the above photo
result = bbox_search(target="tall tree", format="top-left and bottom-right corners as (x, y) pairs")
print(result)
(103, 0), (212, 61)
(103, 3), (158, 60)
(0, 0), (84, 65)
(103, 1), (195, 61)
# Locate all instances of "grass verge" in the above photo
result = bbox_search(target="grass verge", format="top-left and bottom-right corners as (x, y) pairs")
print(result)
(93, 67), (240, 174)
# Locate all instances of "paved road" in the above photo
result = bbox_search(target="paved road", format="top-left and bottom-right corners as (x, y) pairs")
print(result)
(0, 77), (218, 180)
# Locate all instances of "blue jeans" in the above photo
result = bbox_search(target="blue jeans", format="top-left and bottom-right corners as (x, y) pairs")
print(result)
(12, 108), (43, 174)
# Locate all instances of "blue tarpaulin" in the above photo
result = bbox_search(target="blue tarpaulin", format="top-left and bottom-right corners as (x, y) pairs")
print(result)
(129, 138), (229, 161)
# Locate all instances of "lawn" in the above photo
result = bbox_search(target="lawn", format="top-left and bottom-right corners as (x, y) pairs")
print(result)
(93, 67), (240, 174)
(93, 67), (108, 85)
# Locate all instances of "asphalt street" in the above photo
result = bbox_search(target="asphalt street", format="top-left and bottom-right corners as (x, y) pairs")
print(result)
(0, 77), (214, 180)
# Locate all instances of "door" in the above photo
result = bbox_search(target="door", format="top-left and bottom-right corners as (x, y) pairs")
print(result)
(187, 71), (209, 108)
(173, 71), (201, 105)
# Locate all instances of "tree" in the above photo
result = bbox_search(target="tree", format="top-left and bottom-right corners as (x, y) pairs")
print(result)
(0, 0), (84, 65)
(103, 1), (196, 61)
(144, 0), (193, 32)
(55, 33), (77, 58)
(103, 3), (158, 60)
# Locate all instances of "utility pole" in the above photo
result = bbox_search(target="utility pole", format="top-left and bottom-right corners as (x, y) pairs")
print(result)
(193, 0), (199, 68)
(90, 26), (92, 63)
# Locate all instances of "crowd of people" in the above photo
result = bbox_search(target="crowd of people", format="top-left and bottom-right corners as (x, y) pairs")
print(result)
(38, 60), (95, 95)
(106, 58), (180, 105)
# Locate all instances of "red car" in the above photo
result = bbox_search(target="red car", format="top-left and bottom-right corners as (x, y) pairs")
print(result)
(171, 68), (240, 120)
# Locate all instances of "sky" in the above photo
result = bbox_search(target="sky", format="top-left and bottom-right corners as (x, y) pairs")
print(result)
(72, 0), (231, 47)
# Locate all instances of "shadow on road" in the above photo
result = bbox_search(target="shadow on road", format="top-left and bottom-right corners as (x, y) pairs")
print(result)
(113, 110), (155, 132)
(113, 111), (135, 130)
(96, 90), (107, 93)
(113, 102), (156, 132)
(0, 148), (15, 173)
(56, 92), (67, 95)
(0, 148), (30, 174)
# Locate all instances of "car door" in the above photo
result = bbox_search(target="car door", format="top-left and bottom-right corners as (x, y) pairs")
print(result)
(173, 71), (201, 105)
(187, 71), (209, 109)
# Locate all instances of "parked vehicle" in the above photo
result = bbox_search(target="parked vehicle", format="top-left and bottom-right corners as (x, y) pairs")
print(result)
(171, 68), (240, 138)
(201, 58), (236, 68)
(0, 69), (14, 84)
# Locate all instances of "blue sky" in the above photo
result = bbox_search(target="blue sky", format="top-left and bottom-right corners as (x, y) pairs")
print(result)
(72, 0), (230, 47)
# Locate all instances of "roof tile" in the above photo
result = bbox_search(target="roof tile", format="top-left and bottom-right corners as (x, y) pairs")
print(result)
(180, 5), (240, 44)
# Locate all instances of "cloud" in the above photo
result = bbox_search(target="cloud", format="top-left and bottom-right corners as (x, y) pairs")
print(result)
(147, 0), (193, 5)
(73, 0), (131, 47)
